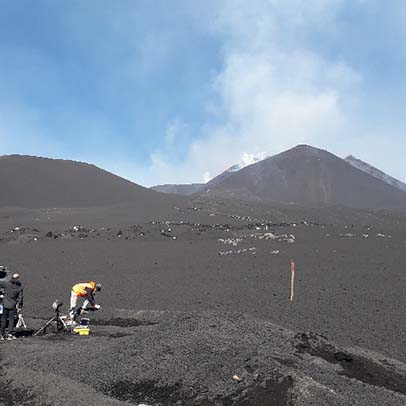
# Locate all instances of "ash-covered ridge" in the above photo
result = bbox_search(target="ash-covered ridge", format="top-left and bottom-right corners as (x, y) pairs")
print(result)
(202, 145), (406, 210)
(151, 153), (268, 195)
(0, 154), (180, 210)
(345, 155), (406, 192)
(151, 183), (204, 195)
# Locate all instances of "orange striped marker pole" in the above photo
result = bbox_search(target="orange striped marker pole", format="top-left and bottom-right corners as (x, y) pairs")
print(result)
(290, 259), (295, 303)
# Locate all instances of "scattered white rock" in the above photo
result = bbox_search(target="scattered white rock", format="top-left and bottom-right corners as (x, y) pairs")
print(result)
(218, 247), (256, 256)
(218, 238), (243, 246)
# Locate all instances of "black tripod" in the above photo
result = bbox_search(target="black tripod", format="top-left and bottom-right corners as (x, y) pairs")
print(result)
(34, 300), (69, 336)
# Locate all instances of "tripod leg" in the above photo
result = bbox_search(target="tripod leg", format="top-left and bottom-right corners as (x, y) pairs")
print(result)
(59, 316), (69, 332)
(56, 316), (63, 331)
(33, 316), (57, 336)
(16, 315), (26, 329)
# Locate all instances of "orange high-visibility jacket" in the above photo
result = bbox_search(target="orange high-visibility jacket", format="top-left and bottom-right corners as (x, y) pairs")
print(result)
(72, 281), (96, 297)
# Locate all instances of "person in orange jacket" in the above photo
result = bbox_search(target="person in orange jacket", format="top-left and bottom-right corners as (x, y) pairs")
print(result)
(69, 281), (101, 319)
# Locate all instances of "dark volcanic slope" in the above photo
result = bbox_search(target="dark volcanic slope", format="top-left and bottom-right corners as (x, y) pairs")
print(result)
(2, 311), (406, 405)
(204, 166), (236, 190)
(201, 145), (406, 210)
(1, 198), (406, 404)
(346, 155), (406, 193)
(0, 155), (177, 209)
(151, 183), (204, 195)
(1, 198), (406, 364)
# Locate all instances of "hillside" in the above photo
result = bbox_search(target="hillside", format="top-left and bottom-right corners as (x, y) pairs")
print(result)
(346, 155), (406, 192)
(151, 183), (204, 195)
(201, 145), (406, 210)
(0, 155), (177, 209)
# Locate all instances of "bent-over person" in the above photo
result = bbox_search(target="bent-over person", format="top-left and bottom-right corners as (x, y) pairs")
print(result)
(69, 281), (101, 319)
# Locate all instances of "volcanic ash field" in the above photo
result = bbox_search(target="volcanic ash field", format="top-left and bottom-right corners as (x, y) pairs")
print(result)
(1, 199), (406, 405)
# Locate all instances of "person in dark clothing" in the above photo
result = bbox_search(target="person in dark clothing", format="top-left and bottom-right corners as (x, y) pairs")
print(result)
(0, 273), (23, 340)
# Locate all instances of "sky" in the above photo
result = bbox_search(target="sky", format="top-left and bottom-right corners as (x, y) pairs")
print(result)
(1, 0), (406, 186)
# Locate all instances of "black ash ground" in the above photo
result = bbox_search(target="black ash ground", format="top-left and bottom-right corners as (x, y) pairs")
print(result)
(1, 198), (406, 405)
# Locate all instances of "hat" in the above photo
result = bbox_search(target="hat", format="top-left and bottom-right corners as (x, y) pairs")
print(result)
(12, 273), (20, 280)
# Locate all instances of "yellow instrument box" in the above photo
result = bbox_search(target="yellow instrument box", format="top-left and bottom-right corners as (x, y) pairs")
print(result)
(73, 327), (90, 336)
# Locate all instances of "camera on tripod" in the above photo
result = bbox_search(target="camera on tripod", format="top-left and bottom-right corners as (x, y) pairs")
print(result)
(34, 299), (69, 336)
(52, 300), (63, 312)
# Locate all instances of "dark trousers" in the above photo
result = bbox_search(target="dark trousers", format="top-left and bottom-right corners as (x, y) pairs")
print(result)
(1, 308), (16, 336)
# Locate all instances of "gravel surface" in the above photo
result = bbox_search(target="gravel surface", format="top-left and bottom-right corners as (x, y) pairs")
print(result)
(1, 198), (406, 405)
(1, 311), (406, 405)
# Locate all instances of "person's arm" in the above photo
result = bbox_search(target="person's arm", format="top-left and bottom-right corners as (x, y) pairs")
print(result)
(17, 288), (23, 309)
(85, 287), (96, 307)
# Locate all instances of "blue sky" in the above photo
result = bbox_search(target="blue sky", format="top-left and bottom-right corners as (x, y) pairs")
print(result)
(1, 0), (405, 186)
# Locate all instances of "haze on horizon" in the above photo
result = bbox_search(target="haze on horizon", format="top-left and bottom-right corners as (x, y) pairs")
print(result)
(1, 0), (405, 187)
